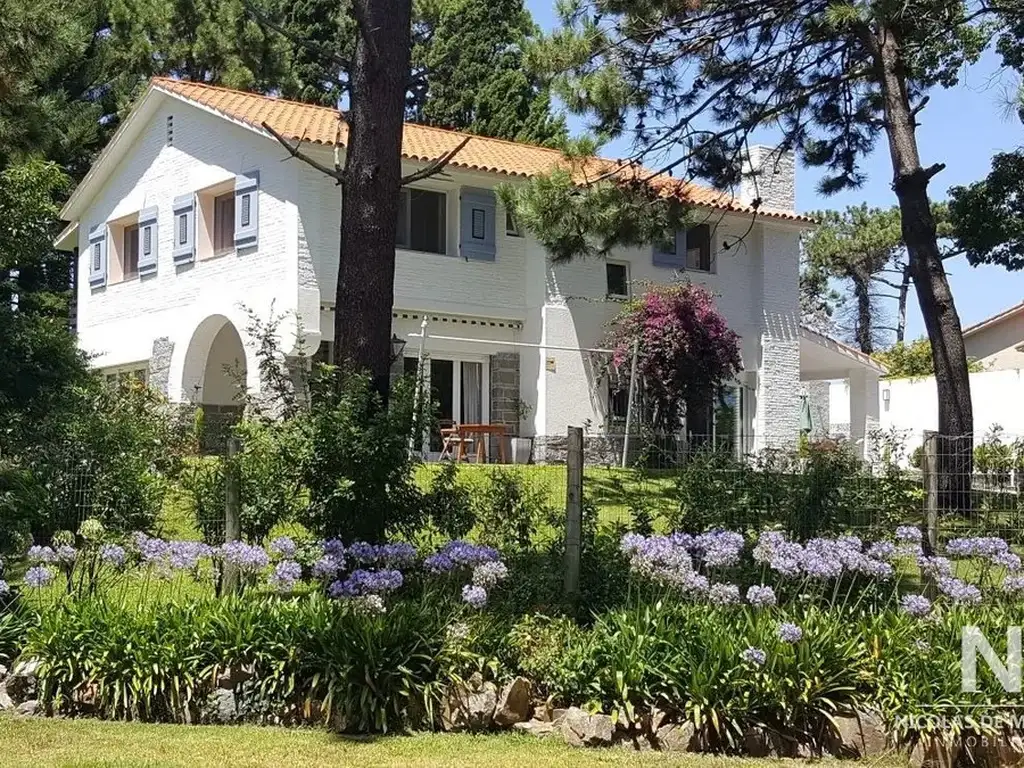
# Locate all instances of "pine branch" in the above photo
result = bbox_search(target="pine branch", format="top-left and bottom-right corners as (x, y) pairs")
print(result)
(400, 136), (471, 185)
(262, 122), (345, 185)
(242, 0), (350, 71)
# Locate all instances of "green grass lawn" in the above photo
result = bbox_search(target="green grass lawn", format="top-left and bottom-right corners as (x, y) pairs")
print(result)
(0, 717), (906, 768)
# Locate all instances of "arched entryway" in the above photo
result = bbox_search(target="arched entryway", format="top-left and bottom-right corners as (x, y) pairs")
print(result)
(181, 314), (247, 452)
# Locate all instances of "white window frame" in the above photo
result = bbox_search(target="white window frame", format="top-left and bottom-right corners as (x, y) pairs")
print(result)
(505, 209), (521, 237)
(396, 186), (449, 255)
(102, 363), (149, 388)
(606, 260), (630, 299)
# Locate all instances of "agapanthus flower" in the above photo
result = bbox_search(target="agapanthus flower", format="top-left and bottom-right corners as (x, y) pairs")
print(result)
(27, 545), (56, 565)
(471, 561), (509, 588)
(78, 518), (105, 541)
(100, 544), (127, 568)
(746, 585), (777, 608)
(856, 558), (895, 580)
(741, 646), (767, 666)
(896, 526), (923, 543)
(219, 541), (269, 573)
(330, 569), (403, 598)
(349, 594), (387, 615)
(462, 584), (488, 608)
(946, 537), (1010, 558)
(445, 621), (471, 644)
(167, 541), (213, 571)
(322, 539), (345, 559)
(269, 560), (302, 592)
(0, 580), (9, 596)
(425, 540), (500, 572)
(693, 530), (745, 568)
(1004, 575), (1024, 594)
(24, 566), (53, 588)
(620, 534), (696, 588)
(55, 544), (77, 564)
(346, 541), (417, 568)
(708, 582), (741, 605)
(753, 531), (803, 577)
(938, 576), (982, 605)
(992, 552), (1022, 572)
(312, 554), (343, 579)
(777, 622), (803, 644)
(900, 594), (932, 617)
(269, 536), (297, 559)
(867, 541), (897, 562)
(917, 556), (953, 577)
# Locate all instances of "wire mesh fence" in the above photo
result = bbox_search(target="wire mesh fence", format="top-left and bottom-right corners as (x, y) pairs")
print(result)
(36, 428), (1024, 556)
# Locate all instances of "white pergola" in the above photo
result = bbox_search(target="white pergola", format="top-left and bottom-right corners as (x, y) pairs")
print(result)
(799, 325), (887, 457)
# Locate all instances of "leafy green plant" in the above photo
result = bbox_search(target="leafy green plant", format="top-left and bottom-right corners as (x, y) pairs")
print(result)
(421, 462), (475, 541)
(474, 468), (555, 553)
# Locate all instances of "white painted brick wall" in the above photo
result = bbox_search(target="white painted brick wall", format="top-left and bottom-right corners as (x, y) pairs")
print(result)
(75, 96), (304, 399)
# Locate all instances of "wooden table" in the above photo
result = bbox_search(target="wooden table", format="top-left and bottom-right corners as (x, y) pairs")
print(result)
(454, 423), (507, 463)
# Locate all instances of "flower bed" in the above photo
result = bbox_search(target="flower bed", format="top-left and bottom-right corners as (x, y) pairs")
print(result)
(2, 521), (1024, 760)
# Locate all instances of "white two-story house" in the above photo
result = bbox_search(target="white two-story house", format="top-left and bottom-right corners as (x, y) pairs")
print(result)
(56, 78), (883, 461)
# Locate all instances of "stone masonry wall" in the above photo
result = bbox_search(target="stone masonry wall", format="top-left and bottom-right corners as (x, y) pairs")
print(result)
(490, 352), (520, 459)
(148, 337), (174, 396)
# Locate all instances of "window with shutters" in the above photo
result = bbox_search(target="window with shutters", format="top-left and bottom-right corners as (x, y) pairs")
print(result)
(396, 188), (447, 254)
(92, 243), (102, 272)
(122, 224), (140, 279)
(213, 193), (235, 254)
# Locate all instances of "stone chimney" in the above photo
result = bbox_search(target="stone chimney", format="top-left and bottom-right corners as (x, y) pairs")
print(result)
(739, 145), (796, 212)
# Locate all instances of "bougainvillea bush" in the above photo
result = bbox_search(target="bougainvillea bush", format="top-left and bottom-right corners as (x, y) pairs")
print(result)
(605, 283), (742, 430)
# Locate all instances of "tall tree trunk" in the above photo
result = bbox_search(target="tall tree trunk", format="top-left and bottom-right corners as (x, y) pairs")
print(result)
(873, 25), (973, 512)
(850, 271), (874, 354)
(333, 0), (413, 404)
(896, 262), (911, 344)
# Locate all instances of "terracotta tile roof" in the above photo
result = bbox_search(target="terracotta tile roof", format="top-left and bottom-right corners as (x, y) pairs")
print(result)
(151, 77), (813, 224)
(962, 300), (1024, 337)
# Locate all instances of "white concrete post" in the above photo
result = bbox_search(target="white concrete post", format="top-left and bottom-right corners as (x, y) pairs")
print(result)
(848, 367), (880, 459)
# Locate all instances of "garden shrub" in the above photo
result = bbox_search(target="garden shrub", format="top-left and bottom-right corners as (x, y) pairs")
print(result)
(474, 468), (556, 553)
(506, 614), (595, 703)
(420, 462), (475, 542)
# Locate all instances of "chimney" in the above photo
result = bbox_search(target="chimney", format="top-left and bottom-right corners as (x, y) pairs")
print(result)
(740, 145), (796, 212)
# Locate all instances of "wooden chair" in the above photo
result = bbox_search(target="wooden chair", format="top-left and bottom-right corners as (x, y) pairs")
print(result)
(439, 424), (473, 461)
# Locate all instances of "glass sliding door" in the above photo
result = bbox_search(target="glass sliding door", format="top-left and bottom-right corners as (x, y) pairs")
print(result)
(460, 362), (483, 424)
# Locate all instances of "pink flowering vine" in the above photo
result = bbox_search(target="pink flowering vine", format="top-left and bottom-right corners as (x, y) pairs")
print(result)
(606, 283), (742, 429)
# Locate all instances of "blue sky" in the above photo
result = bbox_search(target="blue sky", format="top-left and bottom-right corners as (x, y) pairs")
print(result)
(525, 1), (1024, 339)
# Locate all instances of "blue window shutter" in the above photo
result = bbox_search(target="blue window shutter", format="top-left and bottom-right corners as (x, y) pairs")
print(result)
(652, 230), (686, 269)
(460, 187), (496, 261)
(234, 171), (259, 249)
(172, 194), (196, 264)
(138, 206), (159, 276)
(87, 224), (107, 287)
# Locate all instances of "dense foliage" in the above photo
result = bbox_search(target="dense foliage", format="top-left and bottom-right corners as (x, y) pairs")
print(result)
(605, 284), (742, 433)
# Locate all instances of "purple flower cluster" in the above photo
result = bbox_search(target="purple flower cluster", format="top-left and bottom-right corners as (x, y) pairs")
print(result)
(329, 568), (403, 598)
(100, 544), (126, 568)
(24, 566), (53, 588)
(777, 622), (803, 644)
(312, 554), (344, 580)
(938, 576), (982, 605)
(992, 552), (1023, 572)
(424, 540), (500, 573)
(946, 537), (1009, 558)
(269, 536), (297, 559)
(220, 541), (269, 573)
(693, 530), (745, 568)
(746, 585), (777, 608)
(269, 560), (302, 592)
(621, 533), (696, 588)
(917, 556), (953, 577)
(56, 545), (77, 564)
(896, 526), (923, 543)
(867, 541), (897, 562)
(27, 545), (56, 565)
(347, 541), (417, 568)
(753, 531), (803, 577)
(462, 584), (488, 608)
(1003, 575), (1024, 594)
(709, 582), (741, 605)
(900, 594), (932, 617)
(741, 646), (767, 666)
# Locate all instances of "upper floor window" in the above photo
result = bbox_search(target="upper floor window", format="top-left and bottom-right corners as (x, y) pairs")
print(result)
(213, 193), (235, 255)
(505, 210), (521, 237)
(122, 224), (140, 279)
(397, 188), (446, 254)
(606, 261), (629, 299)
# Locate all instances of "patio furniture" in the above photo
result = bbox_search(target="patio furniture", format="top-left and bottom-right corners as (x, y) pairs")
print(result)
(455, 423), (508, 463)
(439, 425), (474, 461)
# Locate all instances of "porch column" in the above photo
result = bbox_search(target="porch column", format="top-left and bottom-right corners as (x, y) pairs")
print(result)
(848, 367), (880, 459)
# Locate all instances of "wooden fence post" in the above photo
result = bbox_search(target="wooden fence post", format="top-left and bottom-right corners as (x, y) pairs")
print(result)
(222, 436), (242, 595)
(921, 431), (939, 598)
(563, 426), (584, 604)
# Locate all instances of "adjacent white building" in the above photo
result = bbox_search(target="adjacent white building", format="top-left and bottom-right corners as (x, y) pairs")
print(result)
(56, 77), (880, 461)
